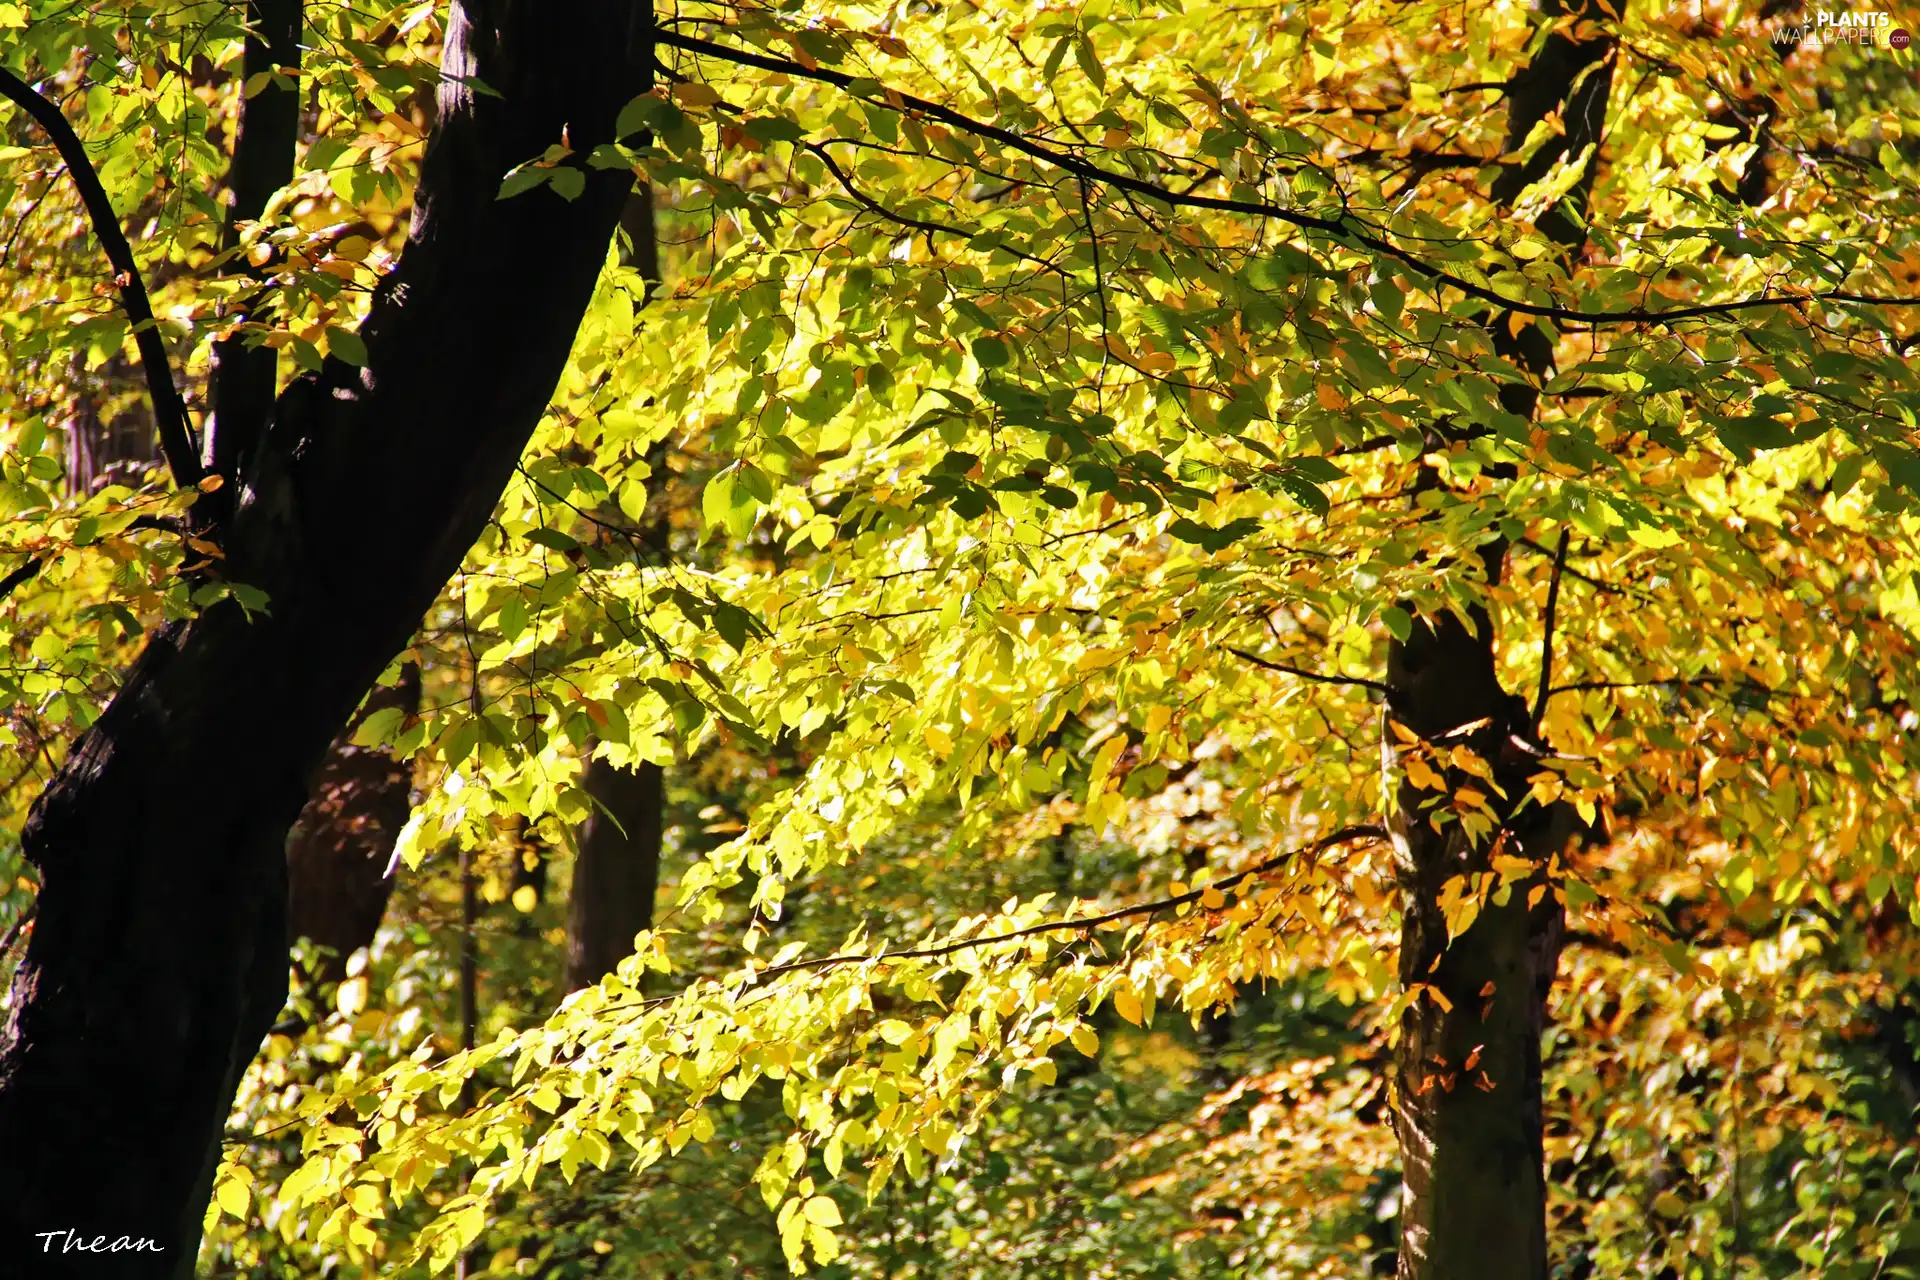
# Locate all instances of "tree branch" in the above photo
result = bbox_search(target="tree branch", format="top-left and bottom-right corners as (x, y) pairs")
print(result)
(0, 557), (44, 601)
(1531, 530), (1570, 729)
(692, 824), (1389, 989)
(1547, 675), (1779, 700)
(1225, 644), (1390, 693)
(1514, 535), (1629, 597)
(0, 902), (35, 959)
(0, 69), (203, 490)
(653, 31), (1919, 329)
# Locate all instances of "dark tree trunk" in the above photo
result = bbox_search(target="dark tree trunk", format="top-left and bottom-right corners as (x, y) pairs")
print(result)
(1386, 606), (1576, 1278)
(203, 0), (303, 506)
(564, 754), (664, 992)
(617, 181), (662, 302)
(285, 664), (421, 986)
(562, 185), (665, 995)
(218, 0), (417, 1000)
(1388, 5), (1611, 1276)
(0, 3), (649, 1274)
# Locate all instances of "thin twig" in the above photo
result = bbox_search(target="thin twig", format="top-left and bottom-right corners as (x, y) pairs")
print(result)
(1531, 531), (1570, 729)
(732, 823), (1388, 981)
(0, 902), (37, 959)
(1547, 675), (1778, 700)
(1224, 644), (1389, 693)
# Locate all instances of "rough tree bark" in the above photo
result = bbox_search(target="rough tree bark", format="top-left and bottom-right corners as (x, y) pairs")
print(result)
(1387, 4), (1612, 1276)
(564, 185), (664, 994)
(0, 3), (649, 1274)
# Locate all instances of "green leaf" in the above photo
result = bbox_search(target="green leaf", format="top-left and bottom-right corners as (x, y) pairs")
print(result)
(971, 337), (1010, 369)
(497, 165), (548, 200)
(325, 326), (368, 366)
(1167, 517), (1259, 552)
(1288, 455), (1345, 484)
(616, 94), (660, 139)
(744, 116), (803, 145)
(703, 468), (738, 533)
(1276, 470), (1330, 516)
(711, 600), (756, 653)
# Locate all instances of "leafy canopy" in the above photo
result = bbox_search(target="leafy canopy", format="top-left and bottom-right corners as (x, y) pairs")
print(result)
(2, 0), (1919, 1273)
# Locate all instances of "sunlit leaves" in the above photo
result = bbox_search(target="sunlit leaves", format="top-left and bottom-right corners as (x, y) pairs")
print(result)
(6, 0), (1920, 1273)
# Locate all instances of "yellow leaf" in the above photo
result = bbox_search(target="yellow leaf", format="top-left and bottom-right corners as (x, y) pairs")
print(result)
(1070, 1024), (1099, 1056)
(1075, 646), (1119, 673)
(803, 1195), (843, 1227)
(1449, 746), (1495, 783)
(1404, 754), (1445, 791)
(1113, 988), (1143, 1025)
(346, 1183), (384, 1218)
(1510, 237), (1550, 260)
(1200, 884), (1227, 910)
(1628, 524), (1681, 549)
(1490, 854), (1537, 885)
(335, 975), (369, 1017)
(215, 1170), (251, 1220)
(1086, 733), (1129, 796)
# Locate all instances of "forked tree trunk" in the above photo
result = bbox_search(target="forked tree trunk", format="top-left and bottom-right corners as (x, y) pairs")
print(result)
(0, 4), (648, 1273)
(1387, 3), (1612, 1275)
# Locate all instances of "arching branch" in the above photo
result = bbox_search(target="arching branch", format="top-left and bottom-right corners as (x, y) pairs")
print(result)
(0, 69), (203, 490)
(640, 824), (1390, 997)
(654, 30), (1919, 329)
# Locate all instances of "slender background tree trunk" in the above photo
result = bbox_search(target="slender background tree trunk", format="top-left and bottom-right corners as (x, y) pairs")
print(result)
(564, 185), (665, 994)
(565, 755), (663, 991)
(204, 0), (302, 513)
(0, 4), (649, 1273)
